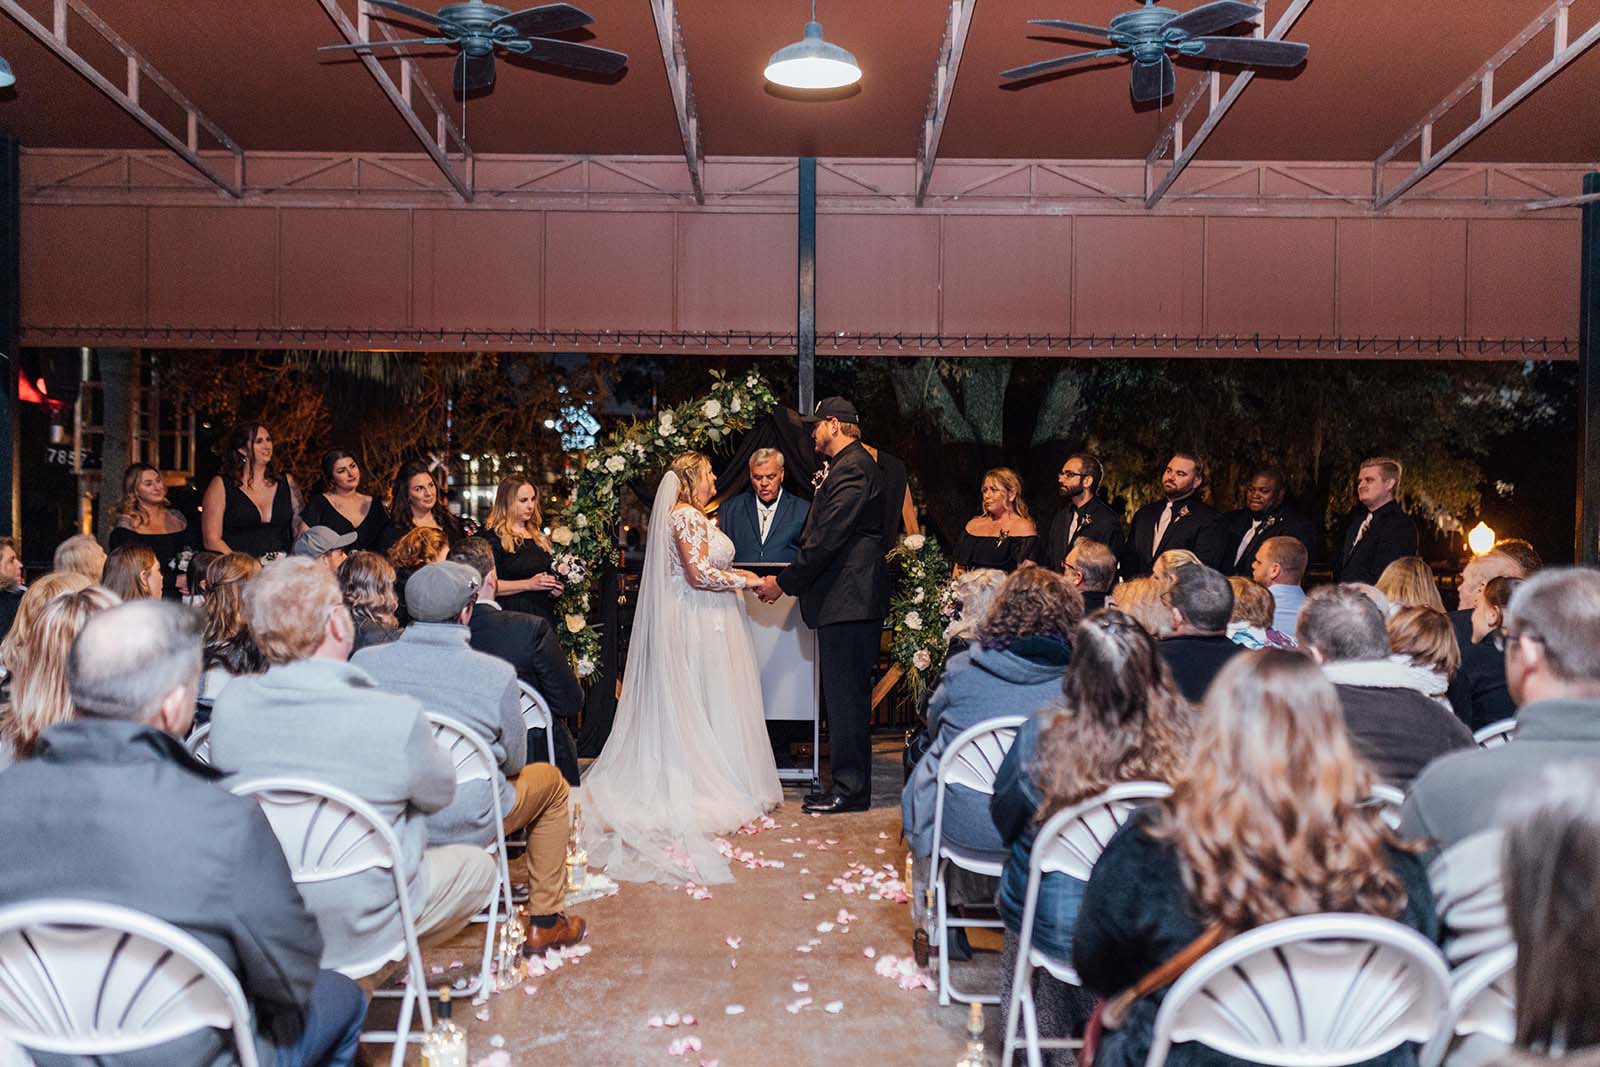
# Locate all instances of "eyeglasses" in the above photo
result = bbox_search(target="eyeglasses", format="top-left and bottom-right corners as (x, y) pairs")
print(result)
(1061, 469), (1085, 479)
(1062, 562), (1081, 577)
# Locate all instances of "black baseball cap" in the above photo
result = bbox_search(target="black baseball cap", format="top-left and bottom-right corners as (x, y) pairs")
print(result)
(801, 396), (860, 425)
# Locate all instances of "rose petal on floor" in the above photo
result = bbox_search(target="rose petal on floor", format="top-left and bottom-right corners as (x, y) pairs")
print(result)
(825, 1001), (844, 1014)
(724, 1004), (744, 1015)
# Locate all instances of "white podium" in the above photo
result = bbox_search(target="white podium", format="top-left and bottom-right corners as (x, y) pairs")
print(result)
(741, 584), (820, 785)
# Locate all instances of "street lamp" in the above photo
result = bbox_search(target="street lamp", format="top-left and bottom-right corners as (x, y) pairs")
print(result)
(1467, 521), (1496, 557)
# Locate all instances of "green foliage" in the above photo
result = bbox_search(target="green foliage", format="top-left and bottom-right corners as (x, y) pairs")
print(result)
(884, 533), (955, 699)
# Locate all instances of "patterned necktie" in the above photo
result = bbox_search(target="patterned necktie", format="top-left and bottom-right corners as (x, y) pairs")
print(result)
(1153, 502), (1174, 551)
(1235, 519), (1262, 565)
(1350, 512), (1373, 555)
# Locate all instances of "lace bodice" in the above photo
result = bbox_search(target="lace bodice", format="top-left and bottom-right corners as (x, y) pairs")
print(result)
(668, 506), (745, 592)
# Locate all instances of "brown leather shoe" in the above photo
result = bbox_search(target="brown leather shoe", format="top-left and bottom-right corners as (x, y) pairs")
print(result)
(522, 913), (587, 956)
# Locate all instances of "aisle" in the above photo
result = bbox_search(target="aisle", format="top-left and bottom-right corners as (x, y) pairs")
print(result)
(415, 743), (1001, 1065)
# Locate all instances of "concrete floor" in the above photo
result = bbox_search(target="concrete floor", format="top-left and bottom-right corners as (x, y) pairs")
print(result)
(397, 742), (1009, 1066)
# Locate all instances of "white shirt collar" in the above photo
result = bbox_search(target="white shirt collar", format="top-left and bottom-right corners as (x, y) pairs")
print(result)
(756, 489), (782, 512)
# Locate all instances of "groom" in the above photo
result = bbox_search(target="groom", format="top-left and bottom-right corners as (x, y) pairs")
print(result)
(756, 397), (889, 815)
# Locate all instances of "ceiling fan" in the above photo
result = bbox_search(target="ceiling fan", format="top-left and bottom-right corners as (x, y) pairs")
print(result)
(319, 1), (628, 95)
(1001, 0), (1308, 103)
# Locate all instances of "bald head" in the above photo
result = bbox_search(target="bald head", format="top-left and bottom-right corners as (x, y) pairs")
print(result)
(69, 600), (203, 735)
(1459, 550), (1525, 611)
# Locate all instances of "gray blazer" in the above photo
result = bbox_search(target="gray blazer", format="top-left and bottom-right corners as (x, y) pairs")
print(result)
(353, 622), (525, 847)
(209, 657), (456, 972)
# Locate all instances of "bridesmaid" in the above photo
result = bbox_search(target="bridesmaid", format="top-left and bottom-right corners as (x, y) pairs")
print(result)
(300, 449), (387, 551)
(484, 476), (563, 627)
(377, 459), (464, 552)
(201, 422), (301, 559)
(954, 467), (1039, 574)
(107, 462), (194, 599)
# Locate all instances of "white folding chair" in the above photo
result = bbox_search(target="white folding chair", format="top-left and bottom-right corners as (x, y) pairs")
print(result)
(1146, 913), (1452, 1067)
(1001, 781), (1173, 1067)
(423, 713), (517, 999)
(1473, 718), (1518, 748)
(1367, 783), (1406, 831)
(230, 777), (431, 1067)
(930, 715), (1026, 1006)
(517, 682), (559, 767)
(0, 898), (258, 1066)
(1417, 945), (1516, 1067)
(183, 722), (212, 766)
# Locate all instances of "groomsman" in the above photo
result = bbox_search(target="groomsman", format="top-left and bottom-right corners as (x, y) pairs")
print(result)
(1123, 452), (1225, 577)
(721, 449), (810, 564)
(1333, 457), (1419, 585)
(1221, 467), (1319, 577)
(1036, 453), (1124, 571)
(756, 397), (889, 815)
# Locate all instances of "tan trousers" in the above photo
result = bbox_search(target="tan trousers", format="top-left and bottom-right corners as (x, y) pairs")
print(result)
(502, 763), (570, 915)
(358, 844), (499, 992)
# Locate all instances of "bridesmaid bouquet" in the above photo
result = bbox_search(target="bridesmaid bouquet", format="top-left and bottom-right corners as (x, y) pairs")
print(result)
(551, 552), (588, 586)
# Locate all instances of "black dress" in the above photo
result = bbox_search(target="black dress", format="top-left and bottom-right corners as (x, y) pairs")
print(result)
(492, 535), (559, 626)
(376, 511), (466, 553)
(108, 517), (196, 600)
(955, 528), (1039, 573)
(220, 479), (294, 558)
(300, 493), (387, 552)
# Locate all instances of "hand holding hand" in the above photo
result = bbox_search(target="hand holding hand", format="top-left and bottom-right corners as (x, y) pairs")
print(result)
(755, 575), (783, 604)
(733, 569), (761, 588)
(532, 573), (565, 596)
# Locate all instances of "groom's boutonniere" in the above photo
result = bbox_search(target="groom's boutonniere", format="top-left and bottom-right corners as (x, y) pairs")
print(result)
(811, 462), (830, 491)
(1079, 512), (1093, 528)
(1176, 505), (1191, 521)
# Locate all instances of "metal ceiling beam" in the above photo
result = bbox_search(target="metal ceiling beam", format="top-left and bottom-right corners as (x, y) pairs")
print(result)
(1374, 0), (1600, 210)
(1524, 189), (1600, 211)
(648, 0), (704, 204)
(916, 0), (979, 207)
(1143, 0), (1314, 209)
(0, 0), (244, 196)
(315, 0), (474, 201)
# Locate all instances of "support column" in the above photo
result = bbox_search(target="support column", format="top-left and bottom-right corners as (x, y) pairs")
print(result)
(0, 136), (17, 542)
(798, 156), (816, 414)
(94, 348), (133, 543)
(1579, 171), (1600, 564)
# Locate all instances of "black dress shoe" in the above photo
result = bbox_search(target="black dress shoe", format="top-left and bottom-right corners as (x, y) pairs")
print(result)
(803, 786), (829, 805)
(802, 793), (870, 815)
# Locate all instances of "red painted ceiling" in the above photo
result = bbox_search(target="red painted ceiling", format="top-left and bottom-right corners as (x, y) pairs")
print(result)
(1, 0), (1596, 163)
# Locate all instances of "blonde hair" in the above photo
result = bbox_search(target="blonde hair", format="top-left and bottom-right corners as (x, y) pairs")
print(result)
(485, 476), (552, 555)
(1153, 549), (1202, 584)
(244, 558), (344, 665)
(669, 452), (712, 508)
(0, 571), (93, 673)
(387, 526), (450, 571)
(1387, 605), (1460, 682)
(1228, 577), (1275, 629)
(52, 535), (106, 581)
(1360, 456), (1403, 484)
(102, 545), (159, 602)
(113, 463), (162, 530)
(338, 551), (398, 631)
(1, 585), (120, 758)
(977, 467), (1031, 522)
(944, 568), (1008, 643)
(1111, 577), (1172, 637)
(1376, 556), (1444, 612)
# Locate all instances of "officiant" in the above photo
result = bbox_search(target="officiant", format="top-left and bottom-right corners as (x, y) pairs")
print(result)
(722, 449), (810, 563)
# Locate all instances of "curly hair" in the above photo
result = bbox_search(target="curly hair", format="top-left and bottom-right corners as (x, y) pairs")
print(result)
(219, 422), (282, 489)
(669, 452), (712, 508)
(113, 463), (162, 530)
(1033, 609), (1189, 822)
(1, 586), (120, 758)
(1149, 649), (1410, 931)
(202, 553), (264, 674)
(387, 526), (450, 572)
(339, 551), (398, 632)
(975, 467), (1032, 522)
(975, 567), (1084, 650)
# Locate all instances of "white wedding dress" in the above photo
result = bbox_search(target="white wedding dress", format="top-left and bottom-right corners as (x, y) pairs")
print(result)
(580, 470), (782, 885)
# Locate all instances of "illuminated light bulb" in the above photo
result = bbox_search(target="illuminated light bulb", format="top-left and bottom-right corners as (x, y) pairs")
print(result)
(1467, 521), (1496, 557)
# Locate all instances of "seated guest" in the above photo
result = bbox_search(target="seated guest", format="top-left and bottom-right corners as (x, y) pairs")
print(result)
(293, 525), (357, 572)
(337, 550), (401, 653)
(0, 570), (91, 677)
(1062, 539), (1116, 613)
(720, 448), (810, 565)
(1250, 534), (1309, 638)
(1300, 585), (1473, 788)
(0, 537), (23, 640)
(209, 558), (499, 971)
(941, 567), (1009, 661)
(1073, 650), (1439, 1067)
(953, 467), (1038, 574)
(1377, 554), (1445, 613)
(1456, 575), (1522, 730)
(52, 533), (106, 581)
(1386, 605), (1462, 712)
(1157, 563), (1243, 702)
(0, 586), (118, 767)
(1493, 537), (1543, 579)
(201, 552), (265, 707)
(1451, 547), (1528, 650)
(1109, 576), (1172, 637)
(184, 548), (221, 607)
(386, 525), (450, 625)
(352, 561), (585, 953)
(108, 461), (194, 600)
(991, 610), (1189, 1042)
(449, 538), (584, 784)
(1151, 548), (1201, 585)
(378, 459), (463, 553)
(1402, 568), (1600, 849)
(101, 543), (163, 601)
(902, 568), (1082, 959)
(0, 600), (366, 1067)
(1225, 576), (1293, 649)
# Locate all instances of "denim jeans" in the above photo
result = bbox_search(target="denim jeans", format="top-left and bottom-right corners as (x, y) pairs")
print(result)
(278, 970), (365, 1067)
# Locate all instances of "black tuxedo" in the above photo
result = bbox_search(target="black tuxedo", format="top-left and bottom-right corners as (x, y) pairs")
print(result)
(1220, 504), (1320, 577)
(777, 439), (889, 805)
(467, 602), (585, 785)
(1123, 494), (1225, 577)
(1037, 495), (1125, 572)
(1333, 500), (1419, 585)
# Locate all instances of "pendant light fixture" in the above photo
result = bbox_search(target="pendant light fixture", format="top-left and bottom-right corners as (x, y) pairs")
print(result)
(764, 0), (861, 91)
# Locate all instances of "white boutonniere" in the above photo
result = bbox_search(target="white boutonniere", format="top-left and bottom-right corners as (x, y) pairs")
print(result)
(1177, 505), (1191, 521)
(1261, 514), (1280, 531)
(811, 462), (830, 491)
(1079, 512), (1093, 528)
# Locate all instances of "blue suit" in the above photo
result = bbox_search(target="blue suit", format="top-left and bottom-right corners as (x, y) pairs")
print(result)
(721, 488), (809, 565)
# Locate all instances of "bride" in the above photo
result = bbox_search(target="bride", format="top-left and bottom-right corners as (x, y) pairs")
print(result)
(581, 451), (783, 885)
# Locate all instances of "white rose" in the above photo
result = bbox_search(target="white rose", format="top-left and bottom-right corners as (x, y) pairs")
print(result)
(702, 399), (722, 419)
(551, 526), (574, 546)
(903, 534), (926, 551)
(575, 656), (595, 678)
(575, 513), (588, 528)
(912, 588), (925, 604)
(586, 459), (600, 472)
(658, 413), (675, 436)
(904, 611), (923, 632)
(912, 649), (931, 671)
(605, 454), (625, 473)
(730, 396), (741, 414)
(564, 614), (586, 634)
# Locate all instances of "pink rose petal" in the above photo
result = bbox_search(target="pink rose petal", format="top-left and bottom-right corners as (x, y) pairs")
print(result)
(863, 946), (877, 958)
(825, 1001), (844, 1014)
(785, 996), (813, 1014)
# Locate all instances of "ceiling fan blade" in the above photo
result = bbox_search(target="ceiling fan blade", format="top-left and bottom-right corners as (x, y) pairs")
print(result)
(454, 50), (497, 92)
(493, 3), (594, 37)
(319, 35), (457, 52)
(1164, 0), (1261, 38)
(364, 0), (451, 29)
(1027, 18), (1114, 38)
(510, 36), (629, 74)
(1000, 47), (1126, 80)
(1130, 56), (1174, 102)
(1189, 36), (1308, 66)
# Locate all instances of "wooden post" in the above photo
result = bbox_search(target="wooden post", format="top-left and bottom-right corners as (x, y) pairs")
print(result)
(0, 136), (16, 541)
(1579, 171), (1600, 564)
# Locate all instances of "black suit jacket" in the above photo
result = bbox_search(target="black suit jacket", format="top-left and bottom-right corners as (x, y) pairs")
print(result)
(872, 449), (910, 545)
(467, 602), (584, 784)
(777, 440), (890, 628)
(1037, 495), (1125, 572)
(1123, 494), (1226, 577)
(1333, 500), (1419, 585)
(1220, 504), (1321, 577)
(721, 488), (809, 565)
